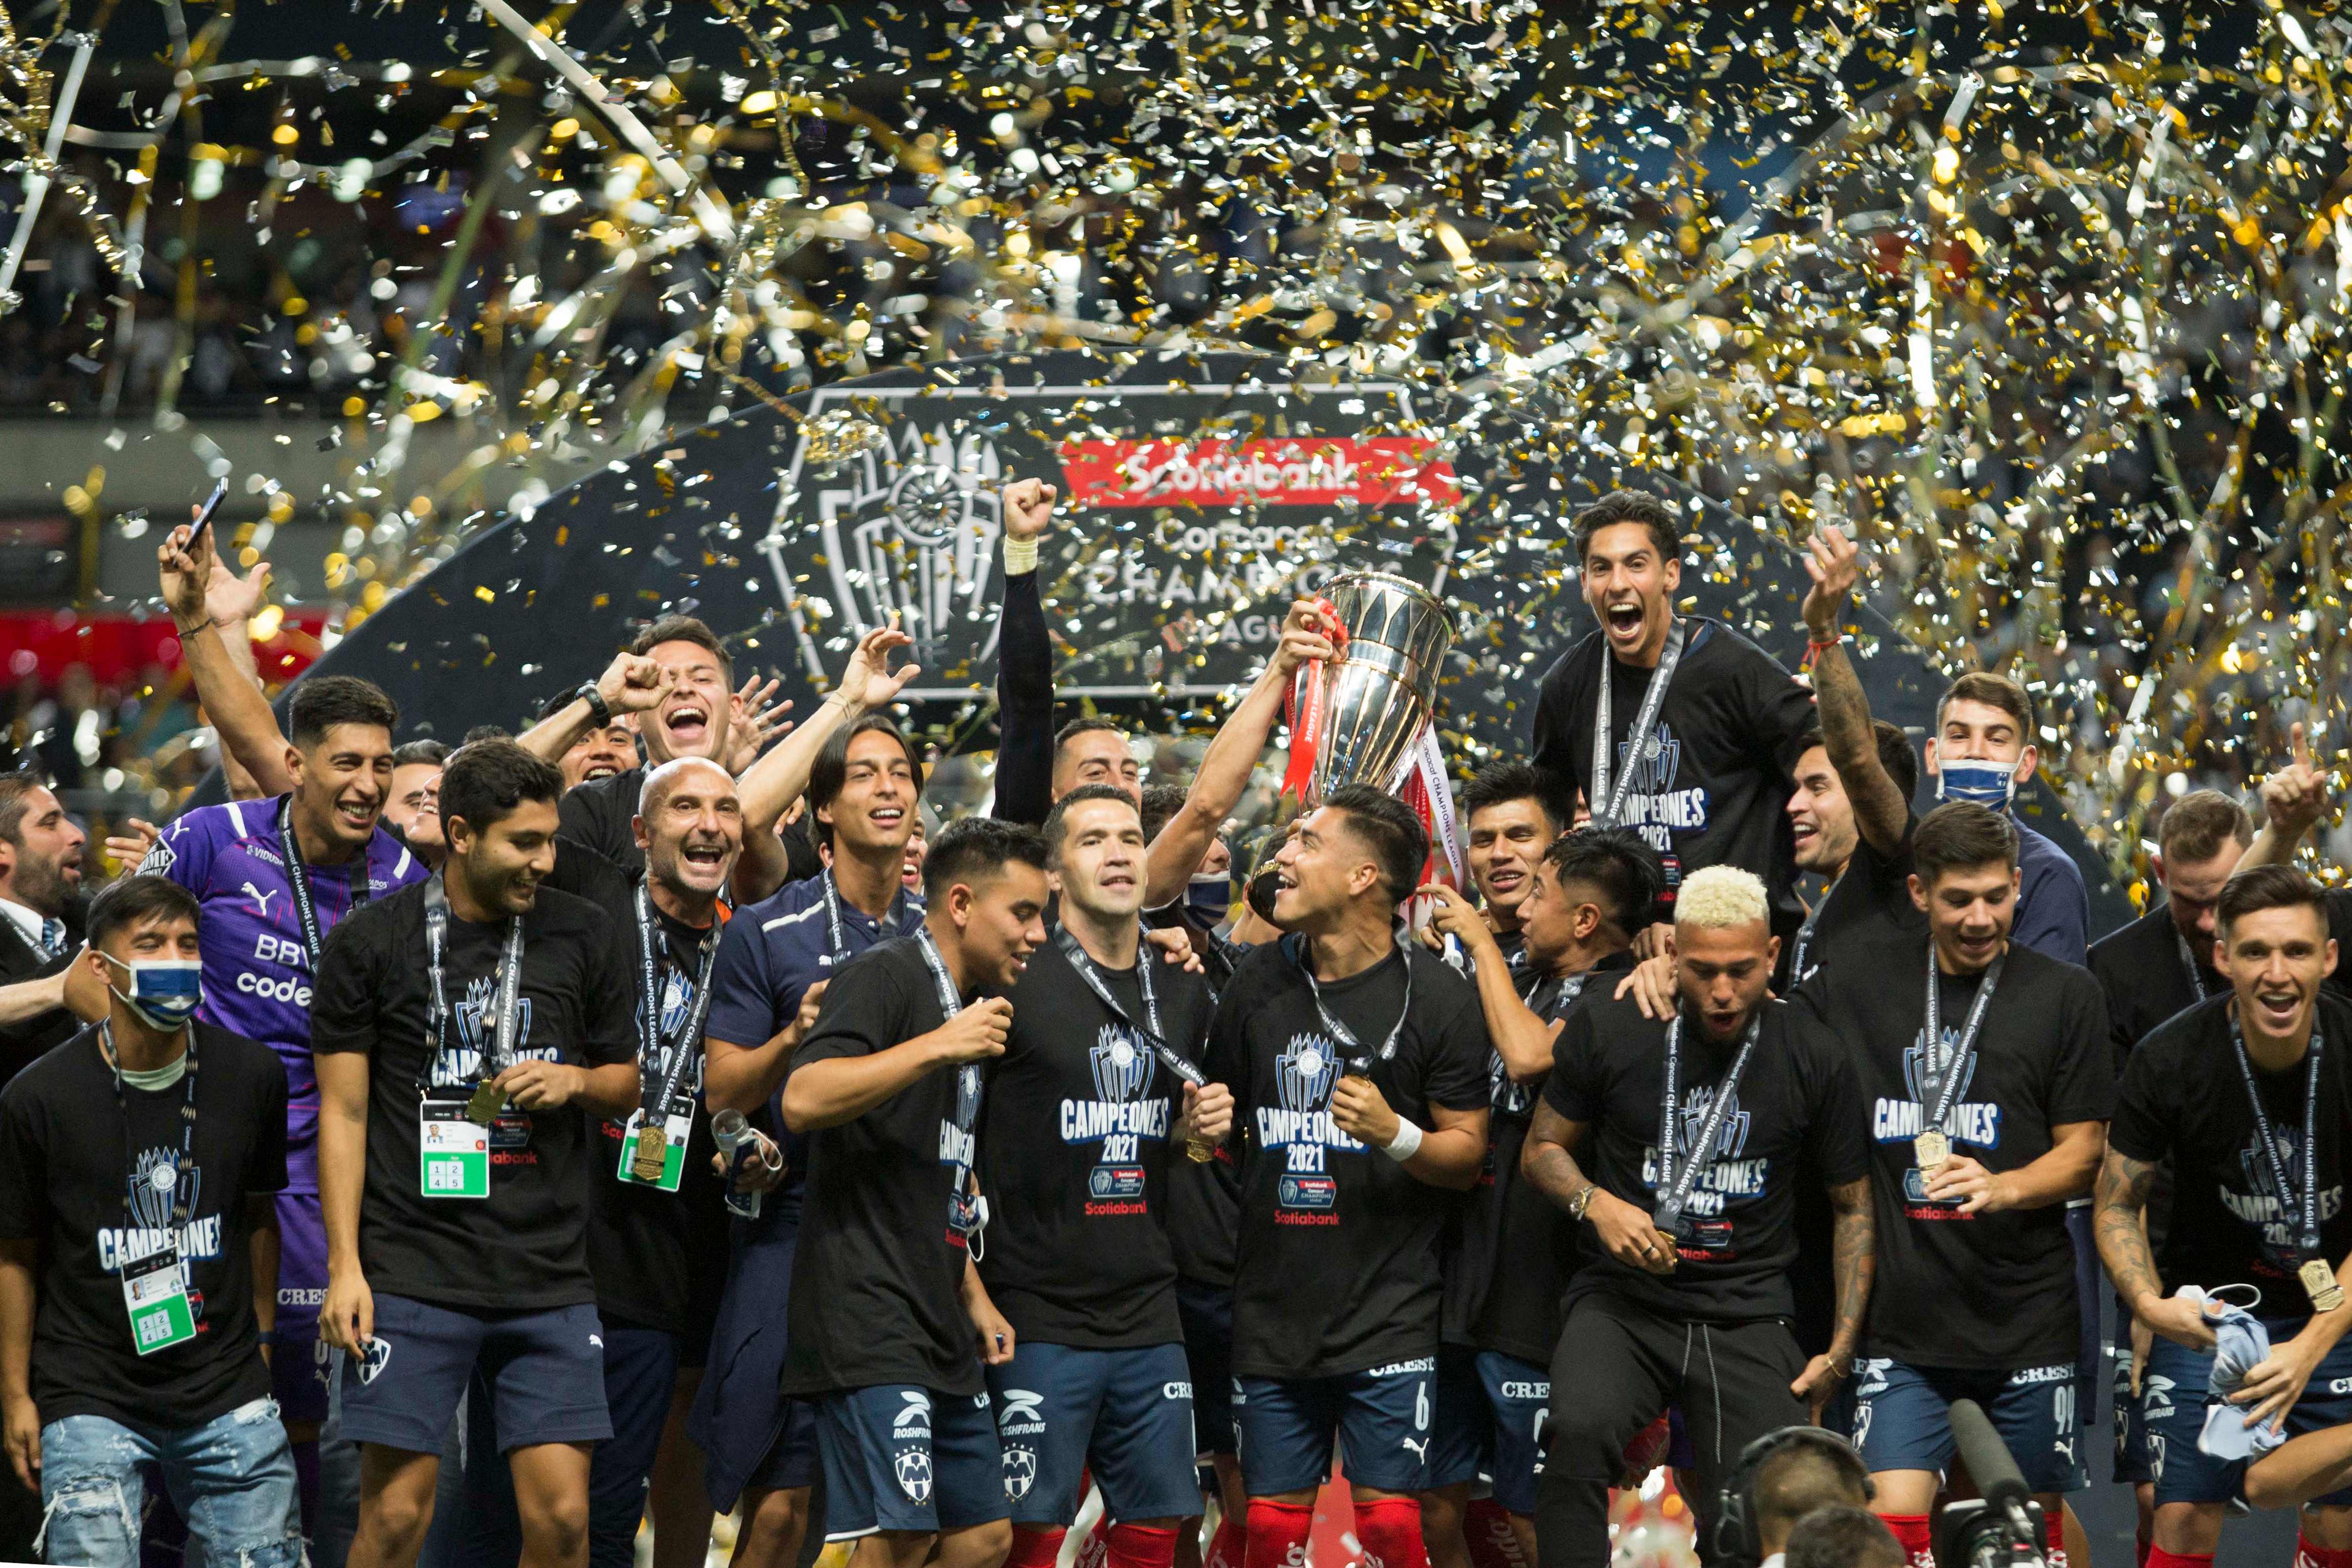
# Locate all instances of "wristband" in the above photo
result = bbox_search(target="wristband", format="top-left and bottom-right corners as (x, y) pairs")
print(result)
(1003, 534), (1041, 575)
(255, 1329), (279, 1346)
(576, 681), (612, 727)
(1805, 634), (1844, 655)
(1382, 1120), (1425, 1163)
(174, 616), (219, 638)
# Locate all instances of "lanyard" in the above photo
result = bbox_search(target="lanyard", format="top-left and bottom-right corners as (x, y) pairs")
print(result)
(1521, 966), (1591, 1019)
(1051, 924), (1205, 1088)
(421, 876), (527, 1092)
(822, 869), (909, 967)
(1790, 894), (1827, 986)
(2228, 1011), (2327, 1261)
(1922, 951), (2004, 1136)
(914, 925), (987, 1244)
(99, 1019), (200, 1246)
(2177, 928), (2208, 1004)
(279, 794), (369, 963)
(1591, 618), (1686, 832)
(1283, 933), (1415, 1074)
(1654, 1010), (1762, 1229)
(633, 882), (721, 1116)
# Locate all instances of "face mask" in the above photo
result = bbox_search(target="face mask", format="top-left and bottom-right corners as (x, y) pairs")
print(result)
(1187, 874), (1232, 926)
(1934, 757), (2016, 813)
(100, 952), (203, 1030)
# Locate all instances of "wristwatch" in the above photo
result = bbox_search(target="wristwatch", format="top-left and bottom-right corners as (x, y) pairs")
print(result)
(576, 681), (612, 727)
(1566, 1181), (1598, 1222)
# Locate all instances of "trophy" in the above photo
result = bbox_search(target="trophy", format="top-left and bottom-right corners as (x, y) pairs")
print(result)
(1305, 571), (1460, 802)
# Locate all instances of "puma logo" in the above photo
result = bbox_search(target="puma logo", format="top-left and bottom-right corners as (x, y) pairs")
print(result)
(242, 882), (279, 917)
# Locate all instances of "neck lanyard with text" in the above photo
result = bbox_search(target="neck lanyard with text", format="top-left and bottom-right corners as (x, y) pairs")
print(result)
(421, 876), (526, 1095)
(280, 794), (369, 963)
(1591, 618), (1686, 832)
(1653, 1009), (1762, 1235)
(633, 882), (721, 1118)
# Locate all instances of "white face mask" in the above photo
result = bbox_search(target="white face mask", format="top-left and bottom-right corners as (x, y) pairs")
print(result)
(99, 951), (203, 1030)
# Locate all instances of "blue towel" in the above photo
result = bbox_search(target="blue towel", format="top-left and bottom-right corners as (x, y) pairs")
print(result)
(2198, 1296), (2287, 1461)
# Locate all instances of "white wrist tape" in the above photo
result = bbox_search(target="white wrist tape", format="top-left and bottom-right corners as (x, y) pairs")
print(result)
(1003, 535), (1041, 575)
(1383, 1120), (1425, 1163)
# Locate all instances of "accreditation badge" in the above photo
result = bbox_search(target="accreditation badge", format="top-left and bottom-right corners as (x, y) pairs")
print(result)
(420, 1095), (491, 1199)
(121, 1244), (196, 1354)
(617, 1108), (691, 1192)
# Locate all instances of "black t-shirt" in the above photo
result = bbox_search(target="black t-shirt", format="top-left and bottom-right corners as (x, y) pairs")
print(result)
(1791, 813), (1924, 989)
(780, 937), (982, 1398)
(2111, 994), (2352, 1330)
(1798, 935), (2112, 1369)
(547, 847), (731, 1331)
(1442, 951), (1630, 1367)
(310, 881), (640, 1312)
(977, 936), (1216, 1348)
(2328, 890), (2352, 1005)
(560, 765), (820, 886)
(2089, 902), (2223, 1069)
(1207, 941), (1490, 1379)
(1543, 995), (1869, 1324)
(1530, 619), (1815, 927)
(0, 1024), (287, 1430)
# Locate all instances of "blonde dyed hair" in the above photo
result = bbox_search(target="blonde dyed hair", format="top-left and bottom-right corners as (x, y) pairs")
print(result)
(1673, 864), (1770, 931)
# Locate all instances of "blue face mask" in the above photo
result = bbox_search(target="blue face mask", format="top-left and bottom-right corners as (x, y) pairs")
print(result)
(1187, 874), (1232, 926)
(100, 952), (203, 1030)
(1934, 757), (2017, 813)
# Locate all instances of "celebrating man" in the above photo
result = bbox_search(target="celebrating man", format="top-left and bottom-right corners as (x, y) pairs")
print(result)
(1797, 803), (2112, 1567)
(1522, 864), (1874, 1568)
(1450, 763), (1577, 973)
(1206, 785), (1491, 1568)
(0, 776), (88, 1080)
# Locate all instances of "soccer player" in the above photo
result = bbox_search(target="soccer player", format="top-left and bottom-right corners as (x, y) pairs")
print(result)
(1921, 673), (2088, 967)
(1205, 784), (1492, 1568)
(1451, 763), (1577, 972)
(1796, 803), (2112, 1568)
(2233, 723), (2352, 1002)
(2096, 864), (2352, 1568)
(779, 816), (1054, 1568)
(1417, 830), (1659, 1568)
(976, 785), (1233, 1568)
(1529, 491), (1817, 947)
(0, 775), (88, 1079)
(1521, 865), (1874, 1568)
(311, 740), (642, 1568)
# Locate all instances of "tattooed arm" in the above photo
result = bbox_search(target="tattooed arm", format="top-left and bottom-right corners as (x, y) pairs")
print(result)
(2094, 1147), (2214, 1350)
(1795, 1175), (1875, 1415)
(1524, 1101), (1677, 1276)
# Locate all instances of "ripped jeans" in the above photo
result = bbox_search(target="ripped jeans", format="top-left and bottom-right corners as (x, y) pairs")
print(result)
(36, 1397), (301, 1568)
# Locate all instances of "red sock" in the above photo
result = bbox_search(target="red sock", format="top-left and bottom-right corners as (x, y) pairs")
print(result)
(1877, 1513), (1932, 1568)
(1104, 1522), (1180, 1568)
(1206, 1513), (1247, 1568)
(2044, 1510), (2069, 1568)
(1462, 1498), (1523, 1568)
(1072, 1523), (1109, 1568)
(2137, 1532), (2152, 1568)
(1008, 1525), (1068, 1568)
(2144, 1550), (2213, 1568)
(1244, 1501), (1314, 1568)
(1352, 1497), (1429, 1568)
(2294, 1537), (2352, 1568)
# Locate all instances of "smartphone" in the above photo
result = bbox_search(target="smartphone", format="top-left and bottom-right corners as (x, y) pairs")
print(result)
(188, 479), (228, 548)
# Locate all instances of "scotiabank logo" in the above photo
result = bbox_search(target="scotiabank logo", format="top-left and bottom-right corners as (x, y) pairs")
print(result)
(1058, 438), (1459, 510)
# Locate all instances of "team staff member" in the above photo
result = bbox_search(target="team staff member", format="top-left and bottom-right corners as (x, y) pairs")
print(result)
(1206, 785), (1491, 1568)
(1451, 764), (1576, 973)
(0, 776), (88, 1082)
(311, 741), (641, 1568)
(977, 787), (1233, 1568)
(1417, 830), (1658, 1568)
(1920, 673), (2087, 966)
(1529, 491), (1817, 944)
(2097, 865), (2352, 1568)
(0, 877), (296, 1568)
(1796, 804), (2112, 1568)
(778, 816), (1053, 1568)
(1522, 866), (1875, 1568)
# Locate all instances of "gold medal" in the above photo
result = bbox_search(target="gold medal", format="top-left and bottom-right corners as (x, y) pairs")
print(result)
(464, 1081), (508, 1127)
(631, 1126), (670, 1182)
(2302, 1258), (2345, 1312)
(1915, 1129), (1950, 1174)
(1184, 1132), (1215, 1165)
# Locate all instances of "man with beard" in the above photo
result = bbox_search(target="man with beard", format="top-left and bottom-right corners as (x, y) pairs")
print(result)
(1521, 866), (1874, 1568)
(1206, 785), (1491, 1568)
(1446, 764), (1577, 974)
(1416, 830), (1658, 1568)
(975, 786), (1233, 1568)
(311, 740), (641, 1568)
(1529, 491), (1817, 950)
(1796, 804), (2111, 1568)
(778, 817), (1053, 1568)
(2096, 865), (2352, 1568)
(387, 742), (448, 874)
(0, 775), (88, 1079)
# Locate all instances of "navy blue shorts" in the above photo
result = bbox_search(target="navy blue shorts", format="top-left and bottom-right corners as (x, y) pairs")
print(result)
(747, 1399), (820, 1494)
(816, 1385), (1007, 1539)
(1234, 1357), (1435, 1498)
(2141, 1325), (2352, 1508)
(987, 1342), (1198, 1526)
(1848, 1358), (2086, 1495)
(1425, 1348), (1548, 1517)
(337, 1293), (611, 1457)
(1177, 1278), (1236, 1459)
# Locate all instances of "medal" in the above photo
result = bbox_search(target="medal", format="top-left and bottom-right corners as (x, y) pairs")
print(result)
(630, 1126), (671, 1182)
(2303, 1258), (2345, 1312)
(464, 1080), (508, 1125)
(1914, 1129), (1950, 1175)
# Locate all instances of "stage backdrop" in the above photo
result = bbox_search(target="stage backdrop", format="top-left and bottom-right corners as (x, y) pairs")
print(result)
(249, 347), (2131, 931)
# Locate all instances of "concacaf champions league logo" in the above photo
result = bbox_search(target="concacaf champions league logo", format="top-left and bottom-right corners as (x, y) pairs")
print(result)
(1276, 1035), (1340, 1113)
(1901, 1031), (1980, 1109)
(1676, 1083), (1751, 1162)
(447, 973), (535, 1078)
(1617, 723), (1681, 798)
(128, 1146), (199, 1233)
(1090, 1025), (1153, 1103)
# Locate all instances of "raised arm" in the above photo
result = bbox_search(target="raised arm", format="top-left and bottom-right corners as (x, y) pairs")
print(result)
(705, 980), (827, 1117)
(517, 650), (674, 766)
(1800, 526), (1909, 856)
(1143, 600), (1337, 907)
(990, 478), (1058, 827)
(2245, 721), (2327, 869)
(159, 521), (296, 795)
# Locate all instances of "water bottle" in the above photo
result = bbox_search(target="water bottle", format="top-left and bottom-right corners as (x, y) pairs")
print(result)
(711, 1109), (762, 1220)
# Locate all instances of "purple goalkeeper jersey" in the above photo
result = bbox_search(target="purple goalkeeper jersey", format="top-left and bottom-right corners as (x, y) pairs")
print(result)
(141, 794), (425, 1188)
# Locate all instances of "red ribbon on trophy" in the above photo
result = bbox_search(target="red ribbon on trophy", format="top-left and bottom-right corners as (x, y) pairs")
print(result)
(1276, 596), (1346, 805)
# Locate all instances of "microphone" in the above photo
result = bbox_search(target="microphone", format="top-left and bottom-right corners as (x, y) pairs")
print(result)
(1935, 1398), (2046, 1566)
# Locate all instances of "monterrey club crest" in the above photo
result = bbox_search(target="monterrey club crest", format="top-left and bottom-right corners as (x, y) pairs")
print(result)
(1090, 1025), (1153, 1104)
(891, 1390), (934, 1503)
(1277, 1035), (1339, 1115)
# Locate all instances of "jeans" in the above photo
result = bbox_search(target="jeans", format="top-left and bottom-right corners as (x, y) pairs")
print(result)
(37, 1398), (301, 1568)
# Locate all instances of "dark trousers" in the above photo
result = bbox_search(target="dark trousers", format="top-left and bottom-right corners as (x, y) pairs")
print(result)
(1534, 1293), (1805, 1568)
